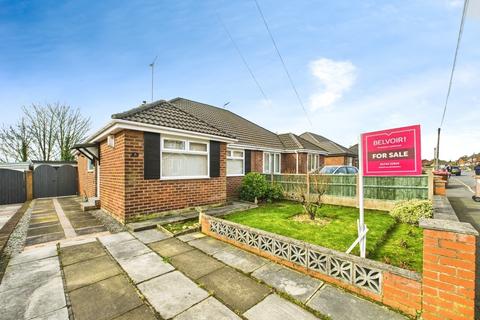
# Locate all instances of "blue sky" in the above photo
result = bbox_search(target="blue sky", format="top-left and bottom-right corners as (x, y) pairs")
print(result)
(0, 0), (479, 160)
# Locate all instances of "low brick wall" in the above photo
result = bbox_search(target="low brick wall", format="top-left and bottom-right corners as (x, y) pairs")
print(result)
(200, 214), (422, 316)
(201, 205), (479, 318)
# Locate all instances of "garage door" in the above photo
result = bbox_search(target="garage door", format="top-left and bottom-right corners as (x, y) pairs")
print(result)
(33, 165), (78, 198)
(0, 169), (26, 205)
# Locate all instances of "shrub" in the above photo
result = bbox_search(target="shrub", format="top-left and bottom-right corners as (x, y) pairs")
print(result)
(240, 172), (269, 202)
(265, 183), (284, 202)
(390, 200), (433, 225)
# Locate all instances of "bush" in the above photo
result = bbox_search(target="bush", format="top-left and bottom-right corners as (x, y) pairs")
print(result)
(265, 183), (284, 202)
(240, 173), (269, 202)
(390, 200), (433, 225)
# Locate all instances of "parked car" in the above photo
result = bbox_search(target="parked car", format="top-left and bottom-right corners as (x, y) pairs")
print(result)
(450, 166), (461, 176)
(320, 165), (358, 174)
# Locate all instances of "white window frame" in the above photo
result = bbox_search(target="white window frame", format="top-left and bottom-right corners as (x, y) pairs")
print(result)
(87, 158), (95, 172)
(308, 154), (320, 172)
(227, 148), (245, 177)
(160, 136), (210, 180)
(263, 152), (281, 174)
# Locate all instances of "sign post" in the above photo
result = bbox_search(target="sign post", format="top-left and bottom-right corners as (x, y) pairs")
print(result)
(348, 124), (422, 258)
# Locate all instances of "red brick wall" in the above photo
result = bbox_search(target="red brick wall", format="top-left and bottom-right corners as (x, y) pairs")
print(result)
(99, 131), (126, 222)
(325, 156), (347, 165)
(122, 130), (227, 222)
(227, 176), (243, 200)
(382, 272), (422, 316)
(251, 150), (263, 172)
(77, 154), (96, 198)
(422, 229), (477, 320)
(281, 153), (297, 174)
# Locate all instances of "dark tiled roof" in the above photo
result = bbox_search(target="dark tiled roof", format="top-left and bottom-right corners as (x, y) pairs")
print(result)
(278, 133), (326, 152)
(111, 100), (234, 139)
(170, 98), (284, 150)
(300, 132), (355, 156)
(349, 144), (358, 155)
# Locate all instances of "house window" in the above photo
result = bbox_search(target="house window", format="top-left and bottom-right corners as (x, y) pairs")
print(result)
(161, 138), (209, 179)
(263, 152), (280, 174)
(87, 158), (95, 172)
(227, 149), (244, 176)
(347, 157), (353, 166)
(308, 154), (320, 172)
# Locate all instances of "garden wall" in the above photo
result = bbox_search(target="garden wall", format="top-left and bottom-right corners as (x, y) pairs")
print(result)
(200, 198), (478, 319)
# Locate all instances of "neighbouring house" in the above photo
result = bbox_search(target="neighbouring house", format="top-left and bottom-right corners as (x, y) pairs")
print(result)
(300, 132), (358, 166)
(74, 98), (346, 223)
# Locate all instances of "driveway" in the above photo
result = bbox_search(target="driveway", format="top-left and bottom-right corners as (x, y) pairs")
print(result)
(0, 226), (407, 320)
(446, 173), (480, 318)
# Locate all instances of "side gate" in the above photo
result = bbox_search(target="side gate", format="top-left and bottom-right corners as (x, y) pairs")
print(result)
(33, 165), (78, 199)
(0, 169), (26, 205)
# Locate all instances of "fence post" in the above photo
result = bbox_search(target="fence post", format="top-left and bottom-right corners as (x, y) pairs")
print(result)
(25, 170), (33, 201)
(427, 170), (434, 200)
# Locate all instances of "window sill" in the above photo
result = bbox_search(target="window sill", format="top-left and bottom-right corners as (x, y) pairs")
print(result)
(227, 174), (245, 177)
(160, 176), (210, 181)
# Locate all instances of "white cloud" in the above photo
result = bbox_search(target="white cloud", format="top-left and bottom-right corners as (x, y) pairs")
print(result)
(309, 58), (357, 110)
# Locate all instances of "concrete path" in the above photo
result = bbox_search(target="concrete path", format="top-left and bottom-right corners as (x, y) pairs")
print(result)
(446, 173), (480, 318)
(25, 197), (107, 247)
(0, 204), (22, 230)
(0, 226), (408, 319)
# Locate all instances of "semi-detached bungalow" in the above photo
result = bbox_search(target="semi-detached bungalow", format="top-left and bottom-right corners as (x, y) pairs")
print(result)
(74, 98), (355, 223)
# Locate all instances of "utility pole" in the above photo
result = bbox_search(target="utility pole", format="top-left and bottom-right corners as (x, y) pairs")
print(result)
(149, 56), (158, 102)
(435, 128), (441, 169)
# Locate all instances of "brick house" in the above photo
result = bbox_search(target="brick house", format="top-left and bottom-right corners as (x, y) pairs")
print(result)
(300, 132), (358, 166)
(75, 98), (342, 223)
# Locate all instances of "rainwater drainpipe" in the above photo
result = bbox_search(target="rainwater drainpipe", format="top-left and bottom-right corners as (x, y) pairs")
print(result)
(295, 152), (299, 174)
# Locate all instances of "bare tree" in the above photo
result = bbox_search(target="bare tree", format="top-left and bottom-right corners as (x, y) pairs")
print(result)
(290, 173), (331, 220)
(54, 104), (91, 161)
(0, 118), (31, 162)
(23, 104), (58, 161)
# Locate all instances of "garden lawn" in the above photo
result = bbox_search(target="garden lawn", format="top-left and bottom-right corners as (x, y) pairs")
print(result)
(223, 201), (422, 272)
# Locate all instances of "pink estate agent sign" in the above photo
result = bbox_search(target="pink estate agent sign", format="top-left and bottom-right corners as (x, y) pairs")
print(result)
(362, 124), (422, 176)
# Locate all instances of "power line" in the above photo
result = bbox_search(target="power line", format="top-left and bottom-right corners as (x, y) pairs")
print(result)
(253, 0), (312, 126)
(439, 0), (469, 128)
(216, 14), (269, 102)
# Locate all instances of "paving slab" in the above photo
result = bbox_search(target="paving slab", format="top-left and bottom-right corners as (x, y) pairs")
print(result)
(177, 231), (206, 242)
(113, 305), (158, 320)
(174, 296), (241, 320)
(69, 274), (143, 320)
(98, 231), (135, 246)
(60, 237), (97, 248)
(149, 238), (194, 257)
(188, 236), (231, 255)
(170, 249), (224, 280)
(0, 256), (60, 292)
(306, 285), (407, 320)
(252, 263), (323, 303)
(213, 246), (267, 274)
(0, 275), (66, 320)
(107, 239), (150, 261)
(64, 255), (122, 291)
(133, 228), (172, 243)
(60, 241), (106, 266)
(9, 245), (57, 266)
(115, 252), (174, 284)
(243, 294), (319, 320)
(138, 270), (209, 319)
(26, 232), (65, 246)
(31, 307), (69, 320)
(198, 266), (271, 314)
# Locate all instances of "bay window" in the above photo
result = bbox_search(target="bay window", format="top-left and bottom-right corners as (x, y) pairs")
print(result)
(308, 154), (320, 172)
(161, 138), (209, 179)
(263, 152), (280, 174)
(227, 149), (244, 176)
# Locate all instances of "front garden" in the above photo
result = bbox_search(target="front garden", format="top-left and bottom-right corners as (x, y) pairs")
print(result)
(224, 201), (423, 272)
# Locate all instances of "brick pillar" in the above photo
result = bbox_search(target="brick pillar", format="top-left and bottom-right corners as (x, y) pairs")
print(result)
(420, 219), (478, 320)
(25, 170), (33, 200)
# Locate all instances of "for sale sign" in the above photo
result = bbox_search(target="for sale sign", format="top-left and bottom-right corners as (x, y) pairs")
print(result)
(362, 124), (421, 176)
